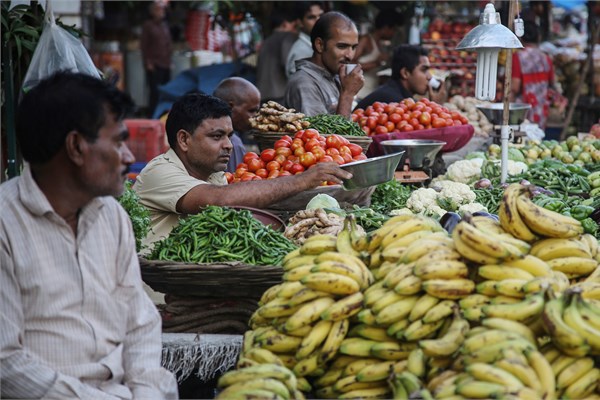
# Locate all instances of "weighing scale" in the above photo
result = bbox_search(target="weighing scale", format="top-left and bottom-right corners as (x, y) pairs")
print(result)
(380, 139), (447, 185)
(476, 103), (532, 145)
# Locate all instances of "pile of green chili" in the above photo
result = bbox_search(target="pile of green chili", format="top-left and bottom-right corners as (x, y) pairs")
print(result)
(305, 114), (366, 136)
(150, 206), (297, 265)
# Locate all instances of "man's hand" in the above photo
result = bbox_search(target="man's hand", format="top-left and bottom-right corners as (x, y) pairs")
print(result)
(428, 80), (448, 104)
(339, 64), (365, 97)
(298, 162), (353, 188)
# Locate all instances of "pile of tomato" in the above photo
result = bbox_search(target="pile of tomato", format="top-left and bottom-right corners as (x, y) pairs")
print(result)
(226, 129), (367, 184)
(352, 98), (469, 136)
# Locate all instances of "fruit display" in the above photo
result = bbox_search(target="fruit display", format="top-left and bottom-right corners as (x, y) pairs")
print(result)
(215, 183), (600, 399)
(444, 95), (494, 137)
(250, 101), (310, 133)
(352, 98), (469, 136)
(225, 130), (366, 184)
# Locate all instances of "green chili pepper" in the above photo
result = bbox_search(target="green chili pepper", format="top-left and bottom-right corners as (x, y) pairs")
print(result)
(570, 205), (595, 221)
(581, 218), (598, 235)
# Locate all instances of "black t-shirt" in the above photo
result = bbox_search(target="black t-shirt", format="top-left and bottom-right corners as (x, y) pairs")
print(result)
(355, 80), (412, 110)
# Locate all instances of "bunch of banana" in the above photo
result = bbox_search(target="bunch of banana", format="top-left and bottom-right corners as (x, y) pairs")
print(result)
(446, 318), (556, 400)
(389, 371), (432, 400)
(452, 214), (530, 265)
(530, 236), (599, 279)
(541, 343), (600, 399)
(500, 183), (583, 241)
(216, 358), (305, 400)
(541, 288), (600, 357)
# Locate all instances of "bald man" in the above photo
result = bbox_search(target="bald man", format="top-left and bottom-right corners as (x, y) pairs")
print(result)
(213, 77), (261, 172)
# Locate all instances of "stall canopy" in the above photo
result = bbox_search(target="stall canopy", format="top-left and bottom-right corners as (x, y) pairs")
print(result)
(551, 0), (586, 11)
(153, 62), (256, 119)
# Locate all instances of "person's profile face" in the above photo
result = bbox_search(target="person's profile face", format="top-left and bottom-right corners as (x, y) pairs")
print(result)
(302, 5), (324, 33)
(406, 56), (432, 96)
(232, 94), (260, 134)
(182, 116), (234, 178)
(321, 24), (359, 75)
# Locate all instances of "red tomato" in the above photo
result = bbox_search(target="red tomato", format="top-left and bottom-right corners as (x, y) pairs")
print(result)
(266, 160), (281, 171)
(321, 155), (334, 163)
(339, 145), (352, 156)
(255, 168), (268, 179)
(274, 139), (290, 149)
(439, 112), (452, 119)
(241, 172), (256, 181)
(252, 176), (262, 181)
(367, 116), (378, 130)
(260, 148), (276, 162)
(294, 146), (306, 156)
(273, 154), (286, 164)
(247, 158), (264, 172)
(347, 143), (363, 157)
(351, 113), (359, 123)
(291, 138), (304, 151)
(281, 159), (294, 172)
(299, 152), (317, 168)
(362, 126), (371, 136)
(409, 110), (422, 120)
(290, 163), (305, 174)
(419, 112), (432, 126)
(224, 172), (234, 183)
(287, 155), (299, 163)
(432, 117), (446, 128)
(235, 167), (248, 177)
(377, 113), (388, 125)
(275, 147), (292, 157)
(385, 121), (396, 132)
(267, 169), (280, 179)
(279, 170), (292, 177)
(304, 128), (320, 140)
(364, 106), (374, 116)
(326, 147), (340, 156)
(417, 124), (425, 130)
(243, 152), (259, 164)
(312, 146), (326, 161)
(305, 138), (322, 152)
(281, 135), (293, 144)
(403, 98), (416, 108)
(341, 152), (353, 163)
(383, 104), (394, 114)
(375, 126), (388, 135)
(325, 134), (343, 149)
(294, 130), (305, 140)
(454, 120), (463, 126)
(353, 154), (367, 161)
(402, 124), (414, 132)
(409, 118), (420, 128)
(373, 101), (384, 110)
(236, 162), (248, 170)
(331, 154), (345, 165)
(389, 113), (402, 124)
(460, 116), (468, 125)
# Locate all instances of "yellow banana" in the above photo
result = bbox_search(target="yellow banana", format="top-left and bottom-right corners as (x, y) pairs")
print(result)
(393, 275), (423, 296)
(342, 358), (381, 377)
(254, 328), (303, 353)
(531, 237), (592, 261)
(480, 317), (537, 345)
(282, 248), (301, 265)
(257, 297), (303, 319)
(414, 260), (469, 280)
(452, 228), (501, 264)
(365, 215), (418, 253)
(574, 281), (600, 301)
(494, 358), (542, 394)
(408, 294), (440, 322)
(339, 337), (378, 357)
(357, 309), (377, 326)
(524, 349), (556, 400)
(370, 341), (418, 360)
(367, 249), (384, 269)
(516, 195), (583, 238)
(382, 229), (436, 251)
(522, 277), (561, 295)
(580, 233), (599, 258)
(375, 296), (419, 326)
(422, 279), (475, 300)
(475, 280), (500, 296)
(260, 283), (285, 305)
(217, 363), (297, 391)
(295, 319), (333, 359)
(493, 279), (528, 298)
(423, 299), (457, 324)
(382, 263), (414, 289)
(407, 348), (427, 378)
(284, 296), (335, 332)
(547, 257), (598, 277)
(401, 237), (454, 264)
(372, 290), (406, 314)
(299, 235), (338, 255)
(478, 265), (535, 281)
(462, 329), (526, 354)
(455, 379), (508, 399)
(482, 291), (545, 321)
(379, 218), (441, 250)
(337, 386), (391, 399)
(541, 297), (591, 357)
(498, 184), (537, 242)
(419, 312), (469, 357)
(315, 252), (372, 284)
(244, 348), (285, 366)
(455, 220), (523, 260)
(355, 361), (396, 382)
(459, 294), (490, 308)
(349, 324), (394, 342)
(504, 254), (553, 277)
(336, 220), (361, 257)
(281, 325), (312, 338)
(287, 287), (330, 307)
(465, 363), (524, 391)
(402, 319), (444, 342)
(293, 351), (320, 377)
(311, 261), (366, 290)
(301, 272), (360, 295)
(464, 339), (534, 364)
(321, 292), (364, 321)
(364, 286), (391, 308)
(386, 318), (410, 338)
(282, 254), (317, 271)
(562, 292), (600, 352)
(318, 319), (349, 363)
(282, 265), (315, 282)
(313, 368), (343, 388)
(562, 366), (600, 399)
(556, 357), (595, 389)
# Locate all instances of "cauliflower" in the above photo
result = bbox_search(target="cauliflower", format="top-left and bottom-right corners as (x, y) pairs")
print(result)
(508, 160), (528, 176)
(406, 188), (439, 213)
(430, 180), (477, 211)
(425, 205), (447, 219)
(446, 158), (484, 184)
(389, 208), (413, 216)
(458, 202), (488, 216)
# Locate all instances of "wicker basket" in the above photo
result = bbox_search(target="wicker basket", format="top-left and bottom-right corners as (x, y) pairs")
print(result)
(252, 130), (373, 153)
(140, 258), (283, 299)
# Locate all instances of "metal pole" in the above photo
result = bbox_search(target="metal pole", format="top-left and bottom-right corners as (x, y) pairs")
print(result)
(2, 39), (18, 179)
(501, 0), (516, 184)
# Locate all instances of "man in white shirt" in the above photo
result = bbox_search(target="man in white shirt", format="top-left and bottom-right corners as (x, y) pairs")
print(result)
(285, 1), (324, 78)
(0, 71), (178, 399)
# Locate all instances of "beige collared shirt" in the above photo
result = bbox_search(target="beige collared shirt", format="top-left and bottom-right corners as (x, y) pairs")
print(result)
(134, 148), (227, 250)
(0, 164), (178, 399)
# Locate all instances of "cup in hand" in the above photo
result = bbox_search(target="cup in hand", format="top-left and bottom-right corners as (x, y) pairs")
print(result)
(345, 64), (358, 74)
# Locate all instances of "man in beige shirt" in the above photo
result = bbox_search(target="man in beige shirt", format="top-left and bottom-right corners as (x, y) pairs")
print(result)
(0, 72), (178, 399)
(134, 92), (352, 249)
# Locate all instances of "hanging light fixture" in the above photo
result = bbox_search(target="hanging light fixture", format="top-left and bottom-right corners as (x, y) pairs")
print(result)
(456, 3), (523, 101)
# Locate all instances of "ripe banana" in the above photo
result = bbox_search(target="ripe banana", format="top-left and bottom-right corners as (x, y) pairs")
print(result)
(516, 195), (583, 238)
(562, 366), (600, 399)
(541, 296), (591, 357)
(287, 287), (330, 307)
(301, 272), (360, 295)
(455, 379), (507, 399)
(365, 214), (417, 253)
(293, 351), (320, 377)
(456, 220), (525, 260)
(524, 349), (556, 400)
(407, 348), (427, 378)
(480, 318), (537, 345)
(580, 233), (599, 258)
(465, 362), (524, 391)
(493, 279), (528, 298)
(547, 257), (598, 277)
(315, 252), (373, 285)
(401, 237), (454, 264)
(556, 356), (596, 390)
(462, 329), (526, 354)
(310, 261), (366, 290)
(498, 184), (537, 242)
(370, 341), (417, 360)
(336, 219), (361, 257)
(423, 299), (456, 324)
(422, 279), (475, 300)
(452, 228), (501, 264)
(419, 311), (469, 357)
(217, 363), (297, 391)
(375, 296), (419, 326)
(349, 324), (394, 342)
(402, 319), (444, 342)
(494, 358), (542, 394)
(216, 378), (291, 399)
(342, 358), (381, 377)
(284, 296), (335, 332)
(295, 319), (333, 360)
(393, 275), (423, 296)
(321, 292), (364, 321)
(355, 360), (395, 382)
(254, 328), (303, 353)
(408, 294), (440, 322)
(504, 255), (553, 277)
(379, 218), (441, 250)
(300, 235), (338, 255)
(562, 291), (600, 353)
(482, 291), (545, 321)
(531, 237), (592, 261)
(478, 265), (535, 281)
(282, 265), (315, 282)
(257, 297), (303, 319)
(282, 254), (317, 271)
(319, 319), (349, 363)
(386, 318), (410, 339)
(414, 260), (469, 281)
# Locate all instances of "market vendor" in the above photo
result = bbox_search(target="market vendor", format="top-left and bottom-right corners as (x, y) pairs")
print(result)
(284, 11), (365, 118)
(356, 44), (447, 110)
(134, 92), (352, 248)
(0, 72), (178, 398)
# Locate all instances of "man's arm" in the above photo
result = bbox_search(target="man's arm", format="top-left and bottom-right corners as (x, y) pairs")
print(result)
(116, 205), (178, 399)
(337, 64), (365, 118)
(178, 162), (351, 214)
(0, 245), (119, 399)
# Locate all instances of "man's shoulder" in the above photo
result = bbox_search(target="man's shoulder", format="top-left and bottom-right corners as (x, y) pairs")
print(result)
(0, 178), (21, 217)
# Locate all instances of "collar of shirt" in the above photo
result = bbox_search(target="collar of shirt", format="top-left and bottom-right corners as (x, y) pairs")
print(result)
(295, 59), (339, 86)
(18, 163), (104, 223)
(298, 32), (311, 46)
(164, 147), (227, 185)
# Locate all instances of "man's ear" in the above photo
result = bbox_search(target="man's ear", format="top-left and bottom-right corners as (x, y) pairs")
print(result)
(65, 131), (86, 166)
(314, 37), (324, 54)
(399, 67), (410, 80)
(176, 129), (190, 151)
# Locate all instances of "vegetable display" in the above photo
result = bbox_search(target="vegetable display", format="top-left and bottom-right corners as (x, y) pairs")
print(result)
(304, 114), (366, 137)
(150, 206), (297, 265)
(506, 159), (591, 195)
(352, 98), (469, 136)
(283, 208), (345, 245)
(249, 101), (310, 133)
(118, 181), (150, 252)
(225, 130), (366, 184)
(488, 136), (600, 165)
(369, 179), (414, 214)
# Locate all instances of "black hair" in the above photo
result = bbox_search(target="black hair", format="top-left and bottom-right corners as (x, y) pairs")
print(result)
(391, 45), (429, 80)
(374, 11), (400, 30)
(270, 10), (296, 30)
(16, 70), (134, 164)
(522, 20), (540, 44)
(310, 11), (356, 51)
(295, 1), (324, 21)
(165, 92), (231, 148)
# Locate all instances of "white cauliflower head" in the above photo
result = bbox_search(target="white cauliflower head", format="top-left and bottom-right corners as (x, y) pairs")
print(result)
(446, 159), (484, 184)
(406, 188), (439, 213)
(430, 180), (477, 211)
(458, 202), (488, 216)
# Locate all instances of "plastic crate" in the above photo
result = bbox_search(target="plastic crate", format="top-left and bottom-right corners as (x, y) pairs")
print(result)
(125, 119), (168, 163)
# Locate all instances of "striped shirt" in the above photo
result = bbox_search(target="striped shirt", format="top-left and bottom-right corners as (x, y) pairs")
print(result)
(0, 165), (178, 399)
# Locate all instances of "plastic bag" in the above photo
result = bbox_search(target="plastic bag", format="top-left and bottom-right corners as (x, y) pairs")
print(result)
(21, 2), (99, 93)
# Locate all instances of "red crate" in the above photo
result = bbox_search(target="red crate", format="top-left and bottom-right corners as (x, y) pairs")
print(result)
(124, 119), (168, 163)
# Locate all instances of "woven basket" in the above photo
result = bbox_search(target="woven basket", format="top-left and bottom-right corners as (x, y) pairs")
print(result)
(140, 258), (283, 299)
(252, 130), (373, 153)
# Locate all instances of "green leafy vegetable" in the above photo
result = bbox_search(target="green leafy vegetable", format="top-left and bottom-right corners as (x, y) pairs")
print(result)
(305, 114), (366, 136)
(370, 180), (415, 214)
(117, 181), (151, 253)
